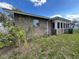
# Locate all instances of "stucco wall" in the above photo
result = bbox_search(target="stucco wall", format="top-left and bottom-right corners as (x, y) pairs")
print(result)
(14, 14), (48, 37)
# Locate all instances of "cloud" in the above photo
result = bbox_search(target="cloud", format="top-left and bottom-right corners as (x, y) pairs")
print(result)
(50, 14), (63, 18)
(65, 14), (79, 21)
(30, 0), (47, 6)
(50, 14), (79, 21)
(0, 2), (15, 10)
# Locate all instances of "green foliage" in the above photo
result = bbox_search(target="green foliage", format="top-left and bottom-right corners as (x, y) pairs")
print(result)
(0, 33), (79, 59)
(10, 26), (26, 41)
(3, 20), (13, 28)
(19, 33), (79, 59)
(5, 34), (15, 46)
(0, 33), (5, 48)
(0, 20), (27, 48)
(0, 33), (15, 48)
(0, 20), (79, 59)
(9, 26), (26, 47)
(4, 20), (26, 42)
(0, 42), (5, 48)
(0, 33), (5, 39)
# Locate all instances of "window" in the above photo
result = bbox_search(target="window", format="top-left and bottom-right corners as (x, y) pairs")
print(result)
(61, 23), (63, 28)
(68, 24), (69, 28)
(57, 22), (60, 29)
(33, 19), (40, 27)
(52, 22), (55, 29)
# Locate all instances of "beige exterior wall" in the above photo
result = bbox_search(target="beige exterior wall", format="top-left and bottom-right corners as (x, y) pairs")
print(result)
(14, 14), (49, 37)
(55, 20), (64, 34)
(52, 20), (71, 35)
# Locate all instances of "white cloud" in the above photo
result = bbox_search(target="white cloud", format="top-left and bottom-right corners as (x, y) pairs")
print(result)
(65, 14), (79, 21)
(30, 0), (47, 6)
(50, 14), (63, 18)
(50, 14), (79, 21)
(0, 2), (15, 10)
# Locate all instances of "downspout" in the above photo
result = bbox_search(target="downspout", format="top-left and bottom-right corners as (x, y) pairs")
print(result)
(46, 20), (49, 35)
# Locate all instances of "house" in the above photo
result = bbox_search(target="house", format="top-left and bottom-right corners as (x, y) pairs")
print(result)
(0, 8), (73, 37)
(2, 8), (51, 37)
(50, 17), (72, 35)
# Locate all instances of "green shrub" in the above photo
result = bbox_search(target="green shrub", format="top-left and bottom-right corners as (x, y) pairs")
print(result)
(3, 20), (27, 47)
(0, 20), (27, 48)
(0, 42), (5, 48)
(0, 33), (5, 39)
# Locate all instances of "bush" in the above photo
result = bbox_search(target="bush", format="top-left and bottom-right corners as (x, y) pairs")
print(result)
(0, 34), (15, 48)
(0, 33), (5, 39)
(0, 42), (5, 48)
(0, 20), (27, 48)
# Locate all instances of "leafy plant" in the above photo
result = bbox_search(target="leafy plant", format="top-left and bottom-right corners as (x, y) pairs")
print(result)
(0, 20), (27, 48)
(0, 33), (5, 39)
(0, 42), (5, 48)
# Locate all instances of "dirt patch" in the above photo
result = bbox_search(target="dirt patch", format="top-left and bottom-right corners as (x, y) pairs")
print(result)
(0, 46), (16, 55)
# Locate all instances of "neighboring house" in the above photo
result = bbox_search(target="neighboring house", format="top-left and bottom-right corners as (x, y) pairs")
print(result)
(50, 17), (72, 34)
(0, 8), (72, 36)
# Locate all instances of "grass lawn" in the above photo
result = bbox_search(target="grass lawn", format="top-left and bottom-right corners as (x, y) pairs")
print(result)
(0, 31), (79, 59)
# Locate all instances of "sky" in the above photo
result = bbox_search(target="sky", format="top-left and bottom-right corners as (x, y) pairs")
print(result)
(0, 0), (79, 20)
